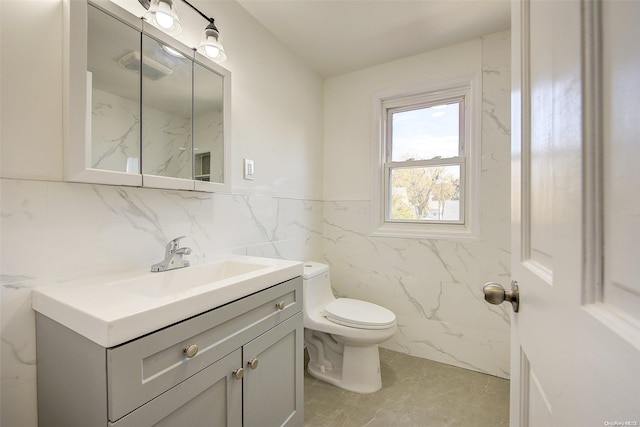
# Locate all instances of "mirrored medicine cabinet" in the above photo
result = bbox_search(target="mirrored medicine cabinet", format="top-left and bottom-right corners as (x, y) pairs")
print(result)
(64, 0), (231, 192)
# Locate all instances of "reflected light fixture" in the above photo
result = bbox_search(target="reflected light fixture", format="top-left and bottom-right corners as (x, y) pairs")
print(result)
(161, 44), (186, 58)
(138, 0), (227, 63)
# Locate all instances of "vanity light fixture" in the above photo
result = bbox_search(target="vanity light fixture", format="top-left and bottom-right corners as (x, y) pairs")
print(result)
(138, 0), (227, 63)
(199, 19), (227, 62)
(139, 0), (182, 35)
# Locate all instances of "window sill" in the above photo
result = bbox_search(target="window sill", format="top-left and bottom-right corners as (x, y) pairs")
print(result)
(371, 222), (480, 241)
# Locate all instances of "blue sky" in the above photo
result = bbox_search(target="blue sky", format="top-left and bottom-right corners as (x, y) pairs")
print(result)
(391, 102), (460, 161)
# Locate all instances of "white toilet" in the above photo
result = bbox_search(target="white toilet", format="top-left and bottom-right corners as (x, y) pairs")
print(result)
(302, 262), (397, 393)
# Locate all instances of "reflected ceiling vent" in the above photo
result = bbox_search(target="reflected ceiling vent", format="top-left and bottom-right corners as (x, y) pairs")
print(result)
(117, 51), (173, 80)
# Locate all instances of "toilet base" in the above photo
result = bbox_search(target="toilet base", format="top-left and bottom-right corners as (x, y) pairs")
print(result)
(306, 338), (383, 394)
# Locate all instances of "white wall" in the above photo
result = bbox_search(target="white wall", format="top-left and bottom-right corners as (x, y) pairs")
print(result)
(0, 1), (324, 426)
(322, 32), (512, 378)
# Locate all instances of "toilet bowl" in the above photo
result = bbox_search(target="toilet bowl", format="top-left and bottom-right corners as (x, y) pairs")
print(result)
(302, 262), (397, 393)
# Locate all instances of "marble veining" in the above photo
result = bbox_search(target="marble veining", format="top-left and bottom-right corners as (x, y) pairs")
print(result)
(411, 337), (488, 374)
(1, 336), (35, 367)
(321, 32), (512, 379)
(417, 240), (461, 283)
(92, 89), (140, 172)
(393, 275), (435, 320)
(92, 88), (224, 181)
(0, 178), (323, 427)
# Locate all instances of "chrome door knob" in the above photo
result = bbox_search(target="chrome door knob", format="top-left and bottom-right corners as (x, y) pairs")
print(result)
(483, 280), (520, 313)
(247, 358), (259, 370)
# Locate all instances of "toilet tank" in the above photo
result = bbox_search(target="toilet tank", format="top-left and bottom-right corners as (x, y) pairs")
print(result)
(302, 262), (335, 312)
(302, 262), (329, 280)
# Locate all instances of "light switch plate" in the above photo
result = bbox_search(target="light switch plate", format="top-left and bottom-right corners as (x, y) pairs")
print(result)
(243, 159), (255, 180)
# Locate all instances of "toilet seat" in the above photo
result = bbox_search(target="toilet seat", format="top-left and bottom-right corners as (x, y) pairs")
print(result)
(323, 298), (396, 330)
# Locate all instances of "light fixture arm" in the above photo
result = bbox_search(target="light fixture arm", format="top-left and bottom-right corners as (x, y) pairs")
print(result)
(138, 0), (216, 28)
(180, 0), (212, 23)
(138, 0), (227, 62)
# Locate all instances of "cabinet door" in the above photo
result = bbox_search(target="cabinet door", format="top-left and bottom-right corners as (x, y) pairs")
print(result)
(110, 349), (242, 427)
(243, 312), (304, 427)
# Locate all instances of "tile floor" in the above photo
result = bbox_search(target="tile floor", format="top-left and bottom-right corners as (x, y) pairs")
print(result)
(304, 348), (510, 427)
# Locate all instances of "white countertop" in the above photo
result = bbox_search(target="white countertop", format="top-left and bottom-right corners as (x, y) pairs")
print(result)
(32, 256), (303, 347)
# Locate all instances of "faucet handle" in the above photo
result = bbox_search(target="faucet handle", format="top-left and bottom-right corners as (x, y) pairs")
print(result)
(166, 236), (186, 255)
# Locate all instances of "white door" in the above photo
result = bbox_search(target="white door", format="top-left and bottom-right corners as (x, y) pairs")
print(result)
(500, 0), (640, 425)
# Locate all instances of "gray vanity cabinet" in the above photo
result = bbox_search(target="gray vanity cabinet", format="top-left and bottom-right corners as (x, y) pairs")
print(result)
(36, 277), (303, 427)
(243, 314), (303, 427)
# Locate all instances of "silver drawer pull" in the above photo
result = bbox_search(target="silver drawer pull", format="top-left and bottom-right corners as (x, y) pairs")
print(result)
(183, 344), (199, 358)
(248, 358), (259, 370)
(276, 301), (286, 310)
(233, 368), (245, 380)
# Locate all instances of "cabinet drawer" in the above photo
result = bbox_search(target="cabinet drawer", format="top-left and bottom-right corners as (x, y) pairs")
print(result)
(107, 276), (302, 422)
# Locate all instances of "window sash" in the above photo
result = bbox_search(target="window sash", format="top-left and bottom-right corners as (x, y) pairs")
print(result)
(386, 96), (466, 161)
(384, 157), (466, 225)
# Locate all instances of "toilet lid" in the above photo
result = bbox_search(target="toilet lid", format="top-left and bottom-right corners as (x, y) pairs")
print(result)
(323, 298), (396, 330)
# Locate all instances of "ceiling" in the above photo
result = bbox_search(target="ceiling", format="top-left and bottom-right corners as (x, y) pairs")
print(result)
(237, 0), (511, 78)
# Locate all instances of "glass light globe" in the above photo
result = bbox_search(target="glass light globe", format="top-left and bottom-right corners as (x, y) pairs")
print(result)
(205, 45), (220, 59)
(155, 10), (174, 29)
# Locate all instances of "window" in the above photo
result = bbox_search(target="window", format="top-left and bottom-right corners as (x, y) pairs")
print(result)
(372, 75), (480, 239)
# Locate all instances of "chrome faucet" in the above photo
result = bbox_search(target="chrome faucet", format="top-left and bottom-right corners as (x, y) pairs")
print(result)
(151, 236), (192, 272)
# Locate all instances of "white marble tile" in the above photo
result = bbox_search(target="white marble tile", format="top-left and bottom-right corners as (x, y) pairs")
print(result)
(320, 31), (512, 380)
(383, 315), (511, 378)
(142, 106), (192, 179)
(0, 178), (322, 426)
(0, 379), (38, 427)
(0, 180), (49, 282)
(91, 88), (140, 173)
(1, 280), (37, 391)
(92, 88), (222, 180)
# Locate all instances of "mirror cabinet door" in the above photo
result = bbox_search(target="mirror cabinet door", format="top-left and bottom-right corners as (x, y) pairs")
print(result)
(193, 62), (225, 184)
(68, 1), (230, 191)
(141, 34), (193, 183)
(87, 4), (141, 175)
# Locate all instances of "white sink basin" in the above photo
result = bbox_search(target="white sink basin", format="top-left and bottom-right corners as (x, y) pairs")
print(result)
(112, 259), (269, 298)
(32, 256), (303, 347)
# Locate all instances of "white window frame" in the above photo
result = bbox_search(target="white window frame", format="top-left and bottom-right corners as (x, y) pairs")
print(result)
(371, 74), (481, 240)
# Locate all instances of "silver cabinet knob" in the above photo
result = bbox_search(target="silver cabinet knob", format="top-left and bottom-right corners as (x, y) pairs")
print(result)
(247, 358), (259, 370)
(276, 301), (285, 310)
(483, 280), (520, 313)
(233, 368), (244, 380)
(183, 344), (199, 358)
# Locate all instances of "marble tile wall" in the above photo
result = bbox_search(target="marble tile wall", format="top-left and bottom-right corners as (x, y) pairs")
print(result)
(91, 88), (141, 173)
(194, 109), (225, 183)
(321, 32), (512, 379)
(92, 88), (224, 180)
(0, 179), (323, 426)
(1, 1), (325, 425)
